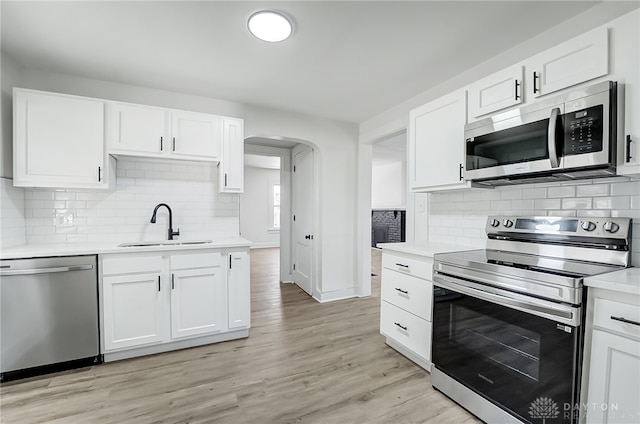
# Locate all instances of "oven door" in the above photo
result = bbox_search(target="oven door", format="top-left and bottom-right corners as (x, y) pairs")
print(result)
(465, 103), (564, 181)
(432, 277), (582, 424)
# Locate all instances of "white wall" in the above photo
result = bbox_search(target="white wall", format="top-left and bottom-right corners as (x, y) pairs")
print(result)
(0, 59), (360, 301)
(371, 159), (405, 209)
(240, 166), (280, 248)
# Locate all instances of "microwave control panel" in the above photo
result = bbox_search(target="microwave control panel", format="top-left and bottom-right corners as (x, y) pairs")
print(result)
(564, 105), (603, 156)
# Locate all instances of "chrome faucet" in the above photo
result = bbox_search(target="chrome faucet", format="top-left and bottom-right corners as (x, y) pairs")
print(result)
(150, 203), (180, 240)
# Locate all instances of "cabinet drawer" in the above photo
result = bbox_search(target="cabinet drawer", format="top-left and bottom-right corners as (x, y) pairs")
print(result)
(382, 253), (432, 280)
(380, 301), (431, 361)
(102, 255), (163, 276)
(593, 298), (640, 339)
(381, 268), (432, 321)
(171, 252), (222, 270)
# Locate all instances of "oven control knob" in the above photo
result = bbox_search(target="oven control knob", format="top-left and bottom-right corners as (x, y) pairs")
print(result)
(490, 219), (500, 227)
(581, 221), (596, 232)
(502, 219), (514, 228)
(603, 222), (620, 233)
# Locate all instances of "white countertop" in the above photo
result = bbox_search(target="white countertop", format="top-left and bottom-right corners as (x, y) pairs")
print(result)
(376, 242), (476, 258)
(585, 267), (640, 296)
(0, 238), (252, 260)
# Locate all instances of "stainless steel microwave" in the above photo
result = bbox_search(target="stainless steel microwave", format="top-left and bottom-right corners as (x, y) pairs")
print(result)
(464, 80), (617, 186)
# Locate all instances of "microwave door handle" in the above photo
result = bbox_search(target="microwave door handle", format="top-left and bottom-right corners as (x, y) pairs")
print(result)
(548, 107), (561, 168)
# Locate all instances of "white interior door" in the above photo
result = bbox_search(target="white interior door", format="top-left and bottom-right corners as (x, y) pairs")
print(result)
(292, 145), (314, 296)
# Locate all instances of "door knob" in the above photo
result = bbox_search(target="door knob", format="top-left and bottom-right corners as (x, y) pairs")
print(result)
(305, 235), (311, 240)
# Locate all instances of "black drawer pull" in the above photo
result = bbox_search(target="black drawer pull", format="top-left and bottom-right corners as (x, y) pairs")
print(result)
(611, 316), (640, 327)
(394, 322), (407, 331)
(395, 263), (409, 268)
(395, 287), (408, 295)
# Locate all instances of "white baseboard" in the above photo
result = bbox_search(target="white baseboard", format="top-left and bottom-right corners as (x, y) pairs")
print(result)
(314, 287), (357, 303)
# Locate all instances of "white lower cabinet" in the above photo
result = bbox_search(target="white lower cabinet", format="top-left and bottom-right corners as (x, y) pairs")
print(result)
(227, 251), (250, 330)
(380, 250), (433, 370)
(100, 248), (250, 361)
(582, 288), (640, 424)
(170, 252), (227, 339)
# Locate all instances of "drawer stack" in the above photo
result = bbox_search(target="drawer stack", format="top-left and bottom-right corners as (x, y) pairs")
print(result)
(380, 251), (433, 370)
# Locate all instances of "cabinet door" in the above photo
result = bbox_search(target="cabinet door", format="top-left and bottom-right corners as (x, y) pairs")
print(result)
(228, 251), (250, 330)
(107, 102), (168, 155)
(13, 89), (106, 189)
(615, 12), (640, 175)
(409, 89), (469, 191)
(103, 273), (164, 351)
(219, 118), (245, 193)
(528, 27), (608, 98)
(586, 329), (640, 424)
(171, 111), (222, 160)
(467, 65), (523, 120)
(170, 266), (227, 339)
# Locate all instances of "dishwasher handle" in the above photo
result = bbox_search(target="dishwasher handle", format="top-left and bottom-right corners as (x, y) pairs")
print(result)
(0, 264), (94, 276)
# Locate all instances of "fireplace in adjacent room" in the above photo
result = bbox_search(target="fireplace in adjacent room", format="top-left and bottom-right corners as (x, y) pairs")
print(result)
(371, 210), (406, 247)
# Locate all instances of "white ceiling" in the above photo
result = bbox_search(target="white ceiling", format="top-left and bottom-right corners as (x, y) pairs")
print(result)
(0, 1), (616, 124)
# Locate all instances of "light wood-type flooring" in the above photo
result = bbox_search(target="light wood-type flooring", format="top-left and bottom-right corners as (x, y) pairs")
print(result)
(0, 248), (479, 424)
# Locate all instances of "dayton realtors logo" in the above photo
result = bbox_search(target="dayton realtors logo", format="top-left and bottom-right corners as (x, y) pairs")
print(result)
(529, 397), (560, 423)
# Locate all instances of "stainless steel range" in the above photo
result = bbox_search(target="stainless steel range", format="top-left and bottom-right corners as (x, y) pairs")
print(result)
(431, 215), (632, 424)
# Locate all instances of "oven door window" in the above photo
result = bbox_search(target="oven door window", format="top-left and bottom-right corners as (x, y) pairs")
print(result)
(466, 118), (549, 171)
(432, 286), (580, 424)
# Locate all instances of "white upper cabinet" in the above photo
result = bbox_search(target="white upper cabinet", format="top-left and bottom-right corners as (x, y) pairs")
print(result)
(13, 88), (110, 189)
(612, 10), (640, 176)
(409, 89), (471, 192)
(107, 101), (223, 162)
(218, 117), (244, 193)
(527, 27), (608, 98)
(171, 111), (222, 160)
(107, 102), (168, 155)
(467, 65), (523, 119)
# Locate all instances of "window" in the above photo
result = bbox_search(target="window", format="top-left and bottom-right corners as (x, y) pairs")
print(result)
(273, 184), (280, 228)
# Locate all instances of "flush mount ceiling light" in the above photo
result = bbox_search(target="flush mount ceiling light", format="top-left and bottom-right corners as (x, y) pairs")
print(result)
(247, 10), (292, 43)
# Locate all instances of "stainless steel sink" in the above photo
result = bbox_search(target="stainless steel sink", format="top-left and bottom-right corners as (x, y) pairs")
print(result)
(117, 239), (212, 247)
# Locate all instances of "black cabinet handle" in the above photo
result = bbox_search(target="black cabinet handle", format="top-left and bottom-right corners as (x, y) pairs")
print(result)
(515, 79), (520, 100)
(395, 287), (408, 295)
(229, 254), (232, 269)
(224, 173), (228, 187)
(395, 263), (409, 268)
(157, 276), (161, 292)
(172, 137), (176, 152)
(171, 274), (175, 290)
(459, 163), (464, 181)
(533, 71), (540, 94)
(611, 316), (640, 327)
(160, 136), (163, 151)
(98, 166), (102, 182)
(394, 322), (408, 331)
(626, 135), (633, 163)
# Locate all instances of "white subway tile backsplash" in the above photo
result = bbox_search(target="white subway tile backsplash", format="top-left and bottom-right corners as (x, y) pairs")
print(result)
(562, 198), (592, 210)
(535, 198), (562, 210)
(576, 184), (610, 197)
(548, 186), (576, 198)
(427, 178), (640, 259)
(593, 196), (630, 210)
(611, 181), (640, 196)
(0, 158), (239, 246)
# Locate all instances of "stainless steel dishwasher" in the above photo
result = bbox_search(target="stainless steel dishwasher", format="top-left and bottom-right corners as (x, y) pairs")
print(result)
(1, 255), (101, 382)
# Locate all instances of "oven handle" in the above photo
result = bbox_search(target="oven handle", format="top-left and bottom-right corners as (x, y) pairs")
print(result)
(433, 272), (580, 326)
(548, 107), (561, 169)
